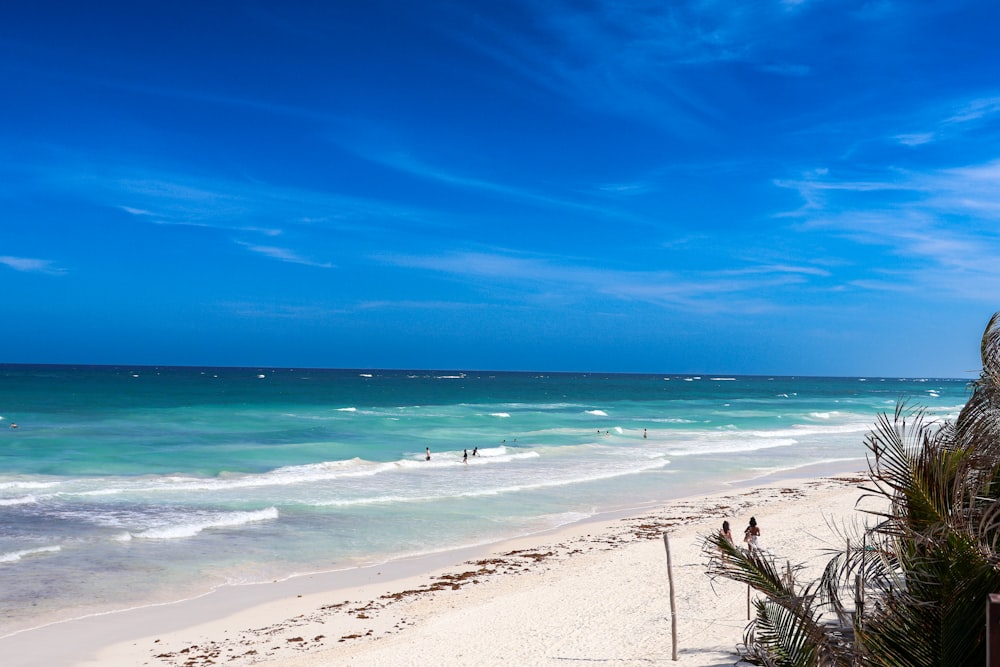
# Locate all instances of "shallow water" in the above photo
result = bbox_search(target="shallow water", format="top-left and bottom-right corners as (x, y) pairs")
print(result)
(0, 365), (969, 633)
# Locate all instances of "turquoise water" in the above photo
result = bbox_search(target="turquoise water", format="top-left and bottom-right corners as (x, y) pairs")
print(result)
(0, 365), (970, 634)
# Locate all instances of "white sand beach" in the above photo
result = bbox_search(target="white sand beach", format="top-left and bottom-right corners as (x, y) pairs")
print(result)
(5, 473), (876, 667)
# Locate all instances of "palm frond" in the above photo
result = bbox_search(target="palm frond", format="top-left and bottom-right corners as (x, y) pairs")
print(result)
(704, 533), (849, 665)
(701, 312), (1000, 667)
(704, 532), (800, 601)
(751, 599), (822, 667)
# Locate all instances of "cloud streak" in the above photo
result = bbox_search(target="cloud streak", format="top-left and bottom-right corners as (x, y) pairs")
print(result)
(775, 154), (1000, 301)
(235, 241), (334, 269)
(892, 95), (1000, 147)
(381, 249), (828, 314)
(450, 0), (838, 134)
(360, 150), (653, 227)
(0, 256), (66, 275)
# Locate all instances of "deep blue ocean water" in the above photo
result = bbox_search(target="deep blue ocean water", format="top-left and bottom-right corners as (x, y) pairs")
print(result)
(0, 365), (970, 634)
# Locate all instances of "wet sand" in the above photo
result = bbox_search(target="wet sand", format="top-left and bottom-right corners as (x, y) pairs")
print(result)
(0, 470), (876, 667)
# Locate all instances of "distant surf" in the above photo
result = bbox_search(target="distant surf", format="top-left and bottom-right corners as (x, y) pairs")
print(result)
(0, 365), (967, 635)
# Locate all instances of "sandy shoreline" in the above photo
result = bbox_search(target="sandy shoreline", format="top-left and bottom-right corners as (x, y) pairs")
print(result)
(2, 469), (876, 667)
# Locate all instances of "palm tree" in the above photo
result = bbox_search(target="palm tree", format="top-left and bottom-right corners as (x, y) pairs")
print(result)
(704, 312), (1000, 667)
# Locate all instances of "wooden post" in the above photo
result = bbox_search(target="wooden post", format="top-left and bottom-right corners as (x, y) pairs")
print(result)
(987, 594), (1000, 667)
(663, 533), (678, 661)
(859, 534), (865, 628)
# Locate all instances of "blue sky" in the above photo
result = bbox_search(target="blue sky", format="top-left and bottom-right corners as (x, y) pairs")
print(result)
(2, 1), (999, 377)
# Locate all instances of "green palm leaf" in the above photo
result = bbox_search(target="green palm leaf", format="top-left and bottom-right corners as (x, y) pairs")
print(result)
(701, 311), (1000, 667)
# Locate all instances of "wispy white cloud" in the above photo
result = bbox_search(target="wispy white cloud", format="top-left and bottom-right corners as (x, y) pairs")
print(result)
(944, 96), (1000, 125)
(356, 299), (482, 312)
(846, 278), (913, 293)
(376, 152), (553, 203)
(235, 241), (334, 269)
(777, 175), (912, 195)
(449, 4), (714, 133)
(0, 255), (66, 275)
(895, 132), (935, 147)
(892, 95), (1000, 147)
(595, 181), (653, 195)
(726, 263), (831, 278)
(773, 169), (914, 215)
(450, 0), (823, 134)
(219, 301), (349, 319)
(118, 203), (286, 236)
(24, 153), (433, 236)
(777, 157), (1000, 301)
(356, 149), (655, 227)
(927, 159), (1000, 218)
(381, 249), (827, 313)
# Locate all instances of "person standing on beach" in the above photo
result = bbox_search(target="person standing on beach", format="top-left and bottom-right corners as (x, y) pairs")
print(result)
(472, 447), (478, 456)
(426, 447), (431, 461)
(744, 516), (760, 550)
(463, 449), (468, 464)
(720, 520), (733, 544)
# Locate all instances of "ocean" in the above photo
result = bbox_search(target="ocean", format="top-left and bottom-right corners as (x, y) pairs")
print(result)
(0, 365), (970, 635)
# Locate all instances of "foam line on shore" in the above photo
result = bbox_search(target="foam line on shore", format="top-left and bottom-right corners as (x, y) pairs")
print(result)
(0, 468), (872, 667)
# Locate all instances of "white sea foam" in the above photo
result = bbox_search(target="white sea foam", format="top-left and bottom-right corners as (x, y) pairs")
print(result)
(60, 449), (568, 498)
(645, 417), (696, 424)
(396, 450), (540, 469)
(1, 368), (972, 639)
(668, 437), (799, 457)
(536, 510), (596, 530)
(785, 422), (872, 436)
(132, 507), (279, 540)
(721, 410), (776, 418)
(0, 480), (60, 490)
(0, 545), (61, 564)
(475, 446), (508, 457)
(711, 377), (737, 381)
(119, 459), (393, 494)
(312, 458), (671, 507)
(75, 487), (126, 497)
(0, 495), (38, 506)
(740, 457), (867, 481)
